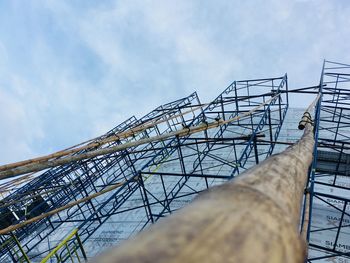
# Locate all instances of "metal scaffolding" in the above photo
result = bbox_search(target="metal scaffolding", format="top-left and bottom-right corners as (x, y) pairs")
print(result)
(0, 76), (289, 262)
(0, 92), (202, 261)
(305, 60), (350, 262)
(2, 60), (350, 262)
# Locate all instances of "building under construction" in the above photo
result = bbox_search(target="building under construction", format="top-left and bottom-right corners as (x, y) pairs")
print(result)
(0, 60), (349, 262)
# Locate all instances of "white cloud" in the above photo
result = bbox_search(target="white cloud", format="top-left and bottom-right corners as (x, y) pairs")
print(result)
(0, 84), (45, 163)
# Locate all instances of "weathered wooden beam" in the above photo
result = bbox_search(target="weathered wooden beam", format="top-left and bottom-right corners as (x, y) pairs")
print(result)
(0, 95), (279, 180)
(92, 114), (315, 263)
(0, 105), (204, 172)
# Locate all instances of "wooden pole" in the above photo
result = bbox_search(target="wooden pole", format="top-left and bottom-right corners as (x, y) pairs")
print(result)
(92, 104), (317, 263)
(0, 96), (278, 180)
(0, 105), (205, 172)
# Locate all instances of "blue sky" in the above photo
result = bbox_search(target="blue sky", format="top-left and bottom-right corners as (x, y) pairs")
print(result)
(0, 0), (349, 164)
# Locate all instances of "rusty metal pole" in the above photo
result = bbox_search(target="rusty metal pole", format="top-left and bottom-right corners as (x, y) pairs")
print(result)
(92, 103), (317, 263)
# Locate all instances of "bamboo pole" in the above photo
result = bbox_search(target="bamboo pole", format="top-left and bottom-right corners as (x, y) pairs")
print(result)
(0, 95), (278, 180)
(92, 101), (318, 263)
(0, 104), (205, 172)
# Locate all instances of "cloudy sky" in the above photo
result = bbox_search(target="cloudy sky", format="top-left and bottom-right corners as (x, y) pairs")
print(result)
(0, 0), (349, 164)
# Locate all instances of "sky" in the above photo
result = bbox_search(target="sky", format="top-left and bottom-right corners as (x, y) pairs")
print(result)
(0, 0), (349, 164)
